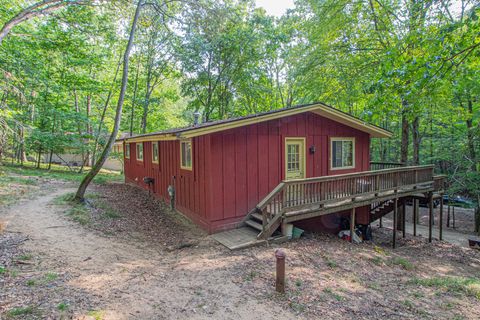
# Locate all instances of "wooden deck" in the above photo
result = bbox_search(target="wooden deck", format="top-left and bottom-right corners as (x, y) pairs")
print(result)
(214, 164), (447, 250)
(212, 227), (287, 250)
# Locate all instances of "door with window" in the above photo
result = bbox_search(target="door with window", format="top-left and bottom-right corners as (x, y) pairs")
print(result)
(285, 138), (306, 180)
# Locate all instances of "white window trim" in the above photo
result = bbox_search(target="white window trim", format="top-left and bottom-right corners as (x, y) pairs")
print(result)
(136, 143), (144, 161)
(330, 137), (355, 170)
(152, 142), (159, 163)
(125, 143), (130, 159)
(180, 139), (193, 170)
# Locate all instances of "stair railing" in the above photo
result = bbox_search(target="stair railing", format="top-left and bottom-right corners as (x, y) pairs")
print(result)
(253, 165), (435, 239)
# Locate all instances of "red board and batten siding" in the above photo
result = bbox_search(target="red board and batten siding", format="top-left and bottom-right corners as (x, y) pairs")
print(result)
(123, 111), (371, 233)
(124, 137), (212, 231)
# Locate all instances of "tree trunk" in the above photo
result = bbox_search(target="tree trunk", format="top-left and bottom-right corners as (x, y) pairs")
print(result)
(130, 60), (141, 135)
(75, 0), (142, 201)
(412, 116), (420, 165)
(0, 0), (84, 45)
(400, 102), (409, 164)
(91, 54), (123, 167)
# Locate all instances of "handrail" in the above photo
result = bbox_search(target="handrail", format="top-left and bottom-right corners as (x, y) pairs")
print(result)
(254, 165), (436, 239)
(370, 161), (406, 171)
(282, 165), (434, 185)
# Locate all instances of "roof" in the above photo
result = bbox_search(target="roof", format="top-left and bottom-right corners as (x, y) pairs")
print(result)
(122, 102), (392, 143)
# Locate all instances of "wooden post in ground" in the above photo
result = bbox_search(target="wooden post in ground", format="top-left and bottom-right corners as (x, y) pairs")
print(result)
(452, 206), (456, 228)
(379, 216), (383, 228)
(350, 207), (356, 243)
(393, 198), (398, 248)
(447, 204), (450, 227)
(402, 201), (406, 238)
(413, 198), (417, 236)
(439, 195), (444, 241)
(429, 193), (433, 243)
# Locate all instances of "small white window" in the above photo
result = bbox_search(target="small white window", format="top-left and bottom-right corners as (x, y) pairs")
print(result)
(152, 143), (159, 163)
(125, 144), (130, 159)
(331, 138), (355, 169)
(136, 143), (144, 161)
(180, 140), (192, 170)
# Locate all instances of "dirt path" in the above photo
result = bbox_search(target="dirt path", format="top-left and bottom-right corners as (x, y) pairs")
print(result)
(2, 184), (295, 319)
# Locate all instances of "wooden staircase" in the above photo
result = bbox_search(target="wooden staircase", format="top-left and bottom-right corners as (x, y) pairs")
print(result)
(370, 198), (406, 223)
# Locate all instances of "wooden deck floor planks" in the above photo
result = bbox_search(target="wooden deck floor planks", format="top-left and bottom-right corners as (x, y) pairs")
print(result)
(212, 227), (266, 250)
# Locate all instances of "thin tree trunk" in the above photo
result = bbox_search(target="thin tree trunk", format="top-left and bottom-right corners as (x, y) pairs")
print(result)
(412, 116), (420, 165)
(400, 104), (409, 164)
(75, 0), (142, 201)
(130, 60), (141, 135)
(91, 53), (123, 167)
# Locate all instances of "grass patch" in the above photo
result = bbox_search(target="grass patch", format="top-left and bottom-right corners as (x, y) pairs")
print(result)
(44, 272), (58, 282)
(87, 310), (105, 320)
(1, 162), (123, 185)
(323, 287), (345, 301)
(324, 257), (337, 269)
(0, 266), (6, 275)
(26, 279), (36, 286)
(411, 276), (480, 299)
(18, 254), (33, 261)
(95, 199), (121, 219)
(7, 306), (34, 317)
(57, 302), (68, 311)
(389, 257), (414, 270)
(67, 204), (91, 225)
(370, 256), (384, 266)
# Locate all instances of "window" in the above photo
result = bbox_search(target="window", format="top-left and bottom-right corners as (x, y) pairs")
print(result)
(136, 143), (144, 161)
(331, 138), (355, 169)
(152, 143), (159, 163)
(180, 140), (192, 170)
(125, 144), (130, 159)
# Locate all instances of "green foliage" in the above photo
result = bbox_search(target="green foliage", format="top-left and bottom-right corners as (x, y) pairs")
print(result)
(1, 0), (479, 232)
(411, 276), (480, 299)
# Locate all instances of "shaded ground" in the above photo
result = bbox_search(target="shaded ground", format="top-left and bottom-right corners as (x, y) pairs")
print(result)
(1, 174), (480, 319)
(385, 203), (476, 235)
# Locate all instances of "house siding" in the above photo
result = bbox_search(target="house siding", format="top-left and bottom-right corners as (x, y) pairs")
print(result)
(123, 111), (371, 233)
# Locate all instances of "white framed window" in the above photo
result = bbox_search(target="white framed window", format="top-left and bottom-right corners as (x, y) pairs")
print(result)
(331, 138), (355, 169)
(136, 143), (144, 161)
(152, 142), (159, 163)
(180, 140), (192, 170)
(125, 143), (130, 159)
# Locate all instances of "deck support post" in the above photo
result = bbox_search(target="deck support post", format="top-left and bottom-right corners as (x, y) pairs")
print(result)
(413, 198), (417, 237)
(439, 194), (444, 241)
(350, 207), (356, 243)
(379, 216), (383, 228)
(428, 192), (433, 243)
(402, 201), (406, 238)
(393, 198), (398, 249)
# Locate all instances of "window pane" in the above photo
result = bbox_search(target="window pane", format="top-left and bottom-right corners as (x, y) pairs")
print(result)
(342, 141), (353, 167)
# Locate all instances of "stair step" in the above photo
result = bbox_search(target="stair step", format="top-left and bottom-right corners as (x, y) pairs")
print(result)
(251, 212), (263, 221)
(245, 219), (263, 231)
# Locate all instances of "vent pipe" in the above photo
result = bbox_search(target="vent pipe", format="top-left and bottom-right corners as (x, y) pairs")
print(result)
(193, 111), (201, 126)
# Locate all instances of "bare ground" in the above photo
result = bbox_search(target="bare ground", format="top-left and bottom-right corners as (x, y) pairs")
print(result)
(1, 180), (480, 319)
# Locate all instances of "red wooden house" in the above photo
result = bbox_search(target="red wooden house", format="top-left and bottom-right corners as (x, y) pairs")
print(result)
(121, 103), (442, 247)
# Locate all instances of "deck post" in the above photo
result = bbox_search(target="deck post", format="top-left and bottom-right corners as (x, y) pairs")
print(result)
(350, 207), (356, 243)
(393, 198), (398, 249)
(439, 194), (444, 241)
(379, 216), (383, 228)
(413, 198), (417, 236)
(428, 192), (433, 243)
(402, 201), (406, 238)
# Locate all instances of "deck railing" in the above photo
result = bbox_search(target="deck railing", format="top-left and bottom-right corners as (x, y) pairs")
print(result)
(370, 161), (405, 170)
(255, 165), (435, 239)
